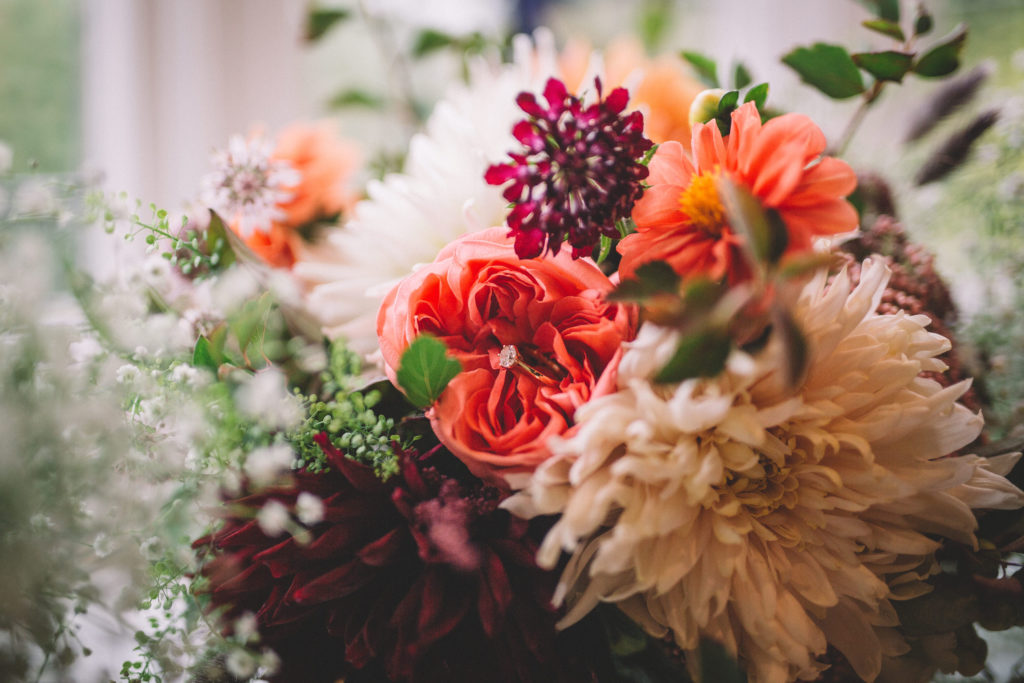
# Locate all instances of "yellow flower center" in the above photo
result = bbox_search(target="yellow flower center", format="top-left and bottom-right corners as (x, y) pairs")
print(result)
(723, 455), (799, 518)
(679, 171), (726, 236)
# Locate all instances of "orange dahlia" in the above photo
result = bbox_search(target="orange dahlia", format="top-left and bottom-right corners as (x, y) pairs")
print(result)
(617, 101), (858, 282)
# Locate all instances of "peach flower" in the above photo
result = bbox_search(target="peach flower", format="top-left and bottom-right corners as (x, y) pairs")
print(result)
(560, 38), (703, 145)
(618, 102), (858, 282)
(272, 120), (360, 229)
(377, 228), (636, 483)
(234, 121), (360, 269)
(243, 222), (299, 269)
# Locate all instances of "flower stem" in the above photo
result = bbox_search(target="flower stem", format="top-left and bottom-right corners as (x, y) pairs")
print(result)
(833, 81), (885, 157)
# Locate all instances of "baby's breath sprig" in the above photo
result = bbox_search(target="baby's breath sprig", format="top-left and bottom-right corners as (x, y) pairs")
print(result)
(94, 194), (235, 278)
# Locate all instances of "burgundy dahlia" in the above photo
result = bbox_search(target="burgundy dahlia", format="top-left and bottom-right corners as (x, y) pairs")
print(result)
(485, 77), (653, 259)
(193, 435), (598, 683)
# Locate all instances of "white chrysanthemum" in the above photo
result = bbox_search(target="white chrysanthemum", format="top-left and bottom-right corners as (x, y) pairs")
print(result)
(200, 135), (300, 237)
(506, 259), (1024, 683)
(294, 30), (598, 357)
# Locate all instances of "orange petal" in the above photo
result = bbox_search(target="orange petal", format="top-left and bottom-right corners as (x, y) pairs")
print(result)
(648, 140), (697, 186)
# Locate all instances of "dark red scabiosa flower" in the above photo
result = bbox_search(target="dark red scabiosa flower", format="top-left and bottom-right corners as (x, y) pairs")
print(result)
(485, 77), (653, 259)
(193, 435), (600, 683)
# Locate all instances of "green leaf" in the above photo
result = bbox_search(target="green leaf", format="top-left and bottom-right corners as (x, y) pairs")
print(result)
(395, 335), (462, 409)
(698, 638), (748, 683)
(608, 260), (680, 302)
(743, 82), (769, 111)
(852, 50), (915, 83)
(328, 89), (385, 110)
(782, 43), (865, 99)
(192, 337), (218, 373)
(861, 18), (905, 41)
(306, 8), (350, 42)
(205, 211), (236, 270)
(229, 292), (273, 356)
(412, 29), (456, 57)
(733, 62), (752, 89)
(717, 177), (788, 266)
(715, 90), (740, 136)
(681, 51), (719, 88)
(639, 0), (673, 51)
(654, 328), (732, 383)
(856, 0), (900, 22)
(914, 8), (934, 36)
(913, 23), (968, 78)
(596, 235), (614, 264)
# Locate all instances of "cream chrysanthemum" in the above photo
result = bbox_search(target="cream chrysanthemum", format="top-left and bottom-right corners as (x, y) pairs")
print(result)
(293, 31), (572, 357)
(505, 259), (1024, 683)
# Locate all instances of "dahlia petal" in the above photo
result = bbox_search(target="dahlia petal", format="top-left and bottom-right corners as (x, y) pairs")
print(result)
(292, 558), (377, 604)
(789, 157), (858, 204)
(358, 527), (409, 567)
(690, 119), (727, 174)
(317, 433), (384, 491)
(819, 599), (884, 682)
(414, 571), (473, 647)
(646, 140), (697, 186)
(630, 183), (688, 229)
(750, 135), (813, 207)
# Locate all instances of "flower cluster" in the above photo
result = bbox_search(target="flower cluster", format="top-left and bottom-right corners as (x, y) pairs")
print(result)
(26, 22), (1024, 683)
(200, 134), (300, 239)
(485, 77), (653, 258)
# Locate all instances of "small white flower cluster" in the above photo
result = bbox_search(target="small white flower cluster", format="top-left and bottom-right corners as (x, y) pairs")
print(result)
(199, 135), (300, 237)
(236, 368), (304, 430)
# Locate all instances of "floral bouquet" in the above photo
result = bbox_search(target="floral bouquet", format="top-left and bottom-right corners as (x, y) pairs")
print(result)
(5, 4), (1024, 683)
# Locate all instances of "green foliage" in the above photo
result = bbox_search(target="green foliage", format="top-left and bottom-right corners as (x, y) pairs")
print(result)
(609, 260), (681, 302)
(914, 7), (935, 37)
(638, 0), (674, 51)
(733, 63), (752, 90)
(0, 0), (80, 173)
(97, 200), (235, 279)
(305, 6), (350, 42)
(289, 343), (405, 479)
(328, 88), (386, 110)
(857, 0), (900, 22)
(852, 50), (915, 83)
(680, 51), (719, 88)
(782, 43), (866, 99)
(914, 23), (969, 78)
(596, 605), (694, 682)
(862, 18), (906, 42)
(713, 90), (740, 136)
(743, 83), (769, 111)
(718, 178), (788, 266)
(411, 29), (488, 59)
(654, 327), (733, 383)
(395, 334), (462, 409)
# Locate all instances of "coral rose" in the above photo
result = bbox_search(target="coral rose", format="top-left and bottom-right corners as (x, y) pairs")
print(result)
(618, 101), (858, 283)
(377, 228), (636, 483)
